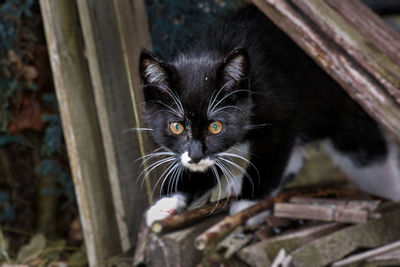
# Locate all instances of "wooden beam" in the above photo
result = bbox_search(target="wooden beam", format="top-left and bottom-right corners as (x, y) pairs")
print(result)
(252, 0), (400, 142)
(76, 0), (153, 251)
(39, 1), (121, 265)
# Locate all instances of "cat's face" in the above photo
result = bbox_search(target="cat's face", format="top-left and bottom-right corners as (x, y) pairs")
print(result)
(139, 49), (252, 172)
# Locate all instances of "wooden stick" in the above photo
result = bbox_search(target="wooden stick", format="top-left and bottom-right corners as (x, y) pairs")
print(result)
(151, 198), (231, 234)
(194, 186), (359, 250)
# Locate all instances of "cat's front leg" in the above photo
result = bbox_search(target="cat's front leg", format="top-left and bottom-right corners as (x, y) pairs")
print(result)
(146, 169), (216, 227)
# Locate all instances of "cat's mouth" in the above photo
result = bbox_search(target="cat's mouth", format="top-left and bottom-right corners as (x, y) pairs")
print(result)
(181, 151), (215, 172)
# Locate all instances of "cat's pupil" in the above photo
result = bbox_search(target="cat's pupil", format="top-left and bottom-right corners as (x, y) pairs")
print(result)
(212, 123), (217, 130)
(175, 124), (180, 130)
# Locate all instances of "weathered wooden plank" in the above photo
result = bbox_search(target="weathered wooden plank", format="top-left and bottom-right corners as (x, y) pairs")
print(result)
(275, 202), (371, 223)
(332, 240), (400, 266)
(252, 0), (400, 142)
(237, 241), (272, 267)
(76, 0), (153, 251)
(328, 0), (400, 68)
(39, 1), (121, 266)
(290, 197), (381, 212)
(275, 203), (335, 221)
(368, 247), (400, 265)
(264, 222), (344, 259)
(290, 209), (400, 267)
(294, 0), (400, 104)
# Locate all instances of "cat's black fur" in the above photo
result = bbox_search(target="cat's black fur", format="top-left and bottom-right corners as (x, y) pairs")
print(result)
(139, 5), (387, 205)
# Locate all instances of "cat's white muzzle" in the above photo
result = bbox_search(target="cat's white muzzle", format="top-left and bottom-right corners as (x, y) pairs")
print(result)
(181, 151), (215, 172)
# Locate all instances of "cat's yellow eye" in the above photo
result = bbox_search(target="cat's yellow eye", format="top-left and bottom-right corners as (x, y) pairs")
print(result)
(208, 121), (223, 135)
(169, 122), (185, 135)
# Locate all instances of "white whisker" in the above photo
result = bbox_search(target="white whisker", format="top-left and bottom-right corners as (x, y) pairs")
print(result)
(123, 127), (154, 133)
(209, 105), (246, 117)
(208, 89), (251, 117)
(216, 160), (241, 203)
(219, 157), (255, 197)
(207, 81), (231, 115)
(243, 123), (271, 130)
(139, 157), (176, 187)
(154, 161), (179, 198)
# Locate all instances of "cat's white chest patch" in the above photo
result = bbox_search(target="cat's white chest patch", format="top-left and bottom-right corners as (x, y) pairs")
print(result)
(181, 152), (215, 172)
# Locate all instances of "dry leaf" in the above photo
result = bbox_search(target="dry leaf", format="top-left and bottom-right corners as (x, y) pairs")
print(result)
(16, 234), (46, 263)
(8, 95), (45, 133)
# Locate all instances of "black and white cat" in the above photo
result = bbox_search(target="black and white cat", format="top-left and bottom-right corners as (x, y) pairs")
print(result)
(139, 5), (400, 227)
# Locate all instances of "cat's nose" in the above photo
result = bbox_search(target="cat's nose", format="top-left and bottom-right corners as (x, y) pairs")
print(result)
(189, 157), (202, 164)
(188, 141), (204, 163)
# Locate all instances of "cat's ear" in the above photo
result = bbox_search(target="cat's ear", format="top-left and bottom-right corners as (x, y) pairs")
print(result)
(139, 49), (177, 102)
(139, 49), (175, 88)
(216, 48), (250, 89)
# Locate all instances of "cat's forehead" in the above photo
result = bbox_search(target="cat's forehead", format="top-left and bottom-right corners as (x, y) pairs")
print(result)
(172, 55), (220, 113)
(173, 55), (218, 88)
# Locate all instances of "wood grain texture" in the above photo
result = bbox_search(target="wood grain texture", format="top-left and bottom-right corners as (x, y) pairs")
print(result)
(294, 0), (400, 105)
(76, 0), (153, 251)
(39, 1), (121, 265)
(252, 0), (400, 142)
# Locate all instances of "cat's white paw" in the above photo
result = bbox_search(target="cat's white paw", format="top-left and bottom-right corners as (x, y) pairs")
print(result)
(230, 200), (271, 227)
(146, 194), (187, 227)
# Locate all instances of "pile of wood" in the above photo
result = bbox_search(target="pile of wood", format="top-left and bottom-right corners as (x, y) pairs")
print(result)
(133, 183), (400, 267)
